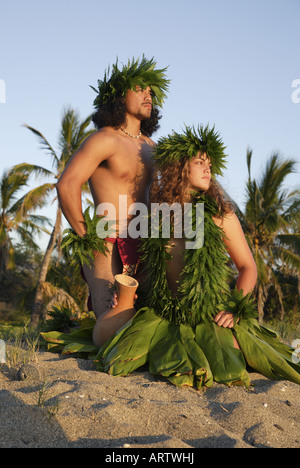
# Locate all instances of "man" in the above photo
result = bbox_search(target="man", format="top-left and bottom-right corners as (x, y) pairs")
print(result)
(56, 56), (170, 318)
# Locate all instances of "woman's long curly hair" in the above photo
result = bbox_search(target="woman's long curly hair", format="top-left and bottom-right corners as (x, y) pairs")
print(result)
(92, 95), (161, 137)
(149, 156), (234, 218)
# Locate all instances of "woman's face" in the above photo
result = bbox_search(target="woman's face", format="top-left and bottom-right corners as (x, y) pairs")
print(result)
(187, 152), (212, 191)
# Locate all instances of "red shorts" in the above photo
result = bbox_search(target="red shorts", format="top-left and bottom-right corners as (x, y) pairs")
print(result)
(106, 236), (141, 275)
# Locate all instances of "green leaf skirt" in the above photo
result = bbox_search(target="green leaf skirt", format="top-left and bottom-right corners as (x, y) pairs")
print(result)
(41, 307), (300, 389)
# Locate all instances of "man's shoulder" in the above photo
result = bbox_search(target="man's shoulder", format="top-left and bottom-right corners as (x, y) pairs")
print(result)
(85, 126), (120, 150)
(90, 126), (119, 140)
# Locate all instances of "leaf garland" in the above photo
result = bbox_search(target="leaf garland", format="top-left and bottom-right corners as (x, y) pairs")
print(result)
(139, 194), (257, 326)
(61, 206), (110, 267)
(90, 55), (170, 109)
(154, 124), (227, 176)
(225, 287), (258, 324)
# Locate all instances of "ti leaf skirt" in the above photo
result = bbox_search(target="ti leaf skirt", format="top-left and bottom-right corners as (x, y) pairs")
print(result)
(41, 307), (300, 389)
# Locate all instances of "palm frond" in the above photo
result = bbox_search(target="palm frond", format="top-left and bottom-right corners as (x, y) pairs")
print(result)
(11, 183), (54, 222)
(74, 115), (94, 146)
(16, 225), (44, 251)
(277, 233), (300, 254)
(259, 154), (296, 206)
(19, 217), (52, 236)
(27, 214), (52, 229)
(1, 169), (29, 209)
(58, 107), (94, 166)
(280, 247), (300, 271)
(246, 147), (253, 182)
(13, 162), (54, 179)
(23, 124), (59, 167)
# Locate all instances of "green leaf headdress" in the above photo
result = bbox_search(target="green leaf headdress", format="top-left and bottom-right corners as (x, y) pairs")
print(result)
(154, 124), (227, 176)
(90, 55), (170, 109)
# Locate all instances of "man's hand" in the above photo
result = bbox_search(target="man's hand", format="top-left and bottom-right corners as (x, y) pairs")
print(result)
(109, 291), (118, 309)
(214, 310), (234, 328)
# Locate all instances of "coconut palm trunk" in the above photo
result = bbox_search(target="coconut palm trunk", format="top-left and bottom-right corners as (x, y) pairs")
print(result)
(31, 206), (62, 326)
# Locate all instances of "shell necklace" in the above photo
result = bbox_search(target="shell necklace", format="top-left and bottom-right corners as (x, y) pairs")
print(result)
(120, 127), (142, 139)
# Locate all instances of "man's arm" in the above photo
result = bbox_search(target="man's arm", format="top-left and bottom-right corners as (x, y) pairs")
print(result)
(56, 130), (115, 237)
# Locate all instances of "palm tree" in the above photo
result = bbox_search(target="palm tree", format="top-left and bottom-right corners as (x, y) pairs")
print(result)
(239, 149), (300, 322)
(0, 168), (50, 276)
(13, 107), (94, 326)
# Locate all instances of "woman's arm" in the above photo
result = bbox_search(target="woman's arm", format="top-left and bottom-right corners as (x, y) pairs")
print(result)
(213, 212), (257, 328)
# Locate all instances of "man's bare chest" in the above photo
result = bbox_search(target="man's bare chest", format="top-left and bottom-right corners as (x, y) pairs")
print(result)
(106, 142), (154, 181)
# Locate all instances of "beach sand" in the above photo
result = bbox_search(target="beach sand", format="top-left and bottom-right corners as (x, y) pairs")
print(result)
(0, 349), (299, 448)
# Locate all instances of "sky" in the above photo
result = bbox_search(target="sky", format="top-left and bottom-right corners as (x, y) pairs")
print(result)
(0, 0), (299, 250)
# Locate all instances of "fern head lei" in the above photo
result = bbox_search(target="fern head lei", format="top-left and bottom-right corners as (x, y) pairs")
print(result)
(90, 55), (170, 109)
(154, 124), (228, 178)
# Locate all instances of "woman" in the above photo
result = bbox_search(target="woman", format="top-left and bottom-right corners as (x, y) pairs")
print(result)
(148, 129), (257, 332)
(42, 125), (300, 390)
(95, 124), (300, 389)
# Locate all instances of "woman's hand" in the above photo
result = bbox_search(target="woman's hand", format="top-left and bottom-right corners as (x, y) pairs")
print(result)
(214, 310), (234, 328)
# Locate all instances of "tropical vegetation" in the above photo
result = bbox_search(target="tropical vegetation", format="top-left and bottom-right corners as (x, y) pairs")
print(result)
(237, 149), (300, 322)
(9, 107), (94, 325)
(0, 168), (50, 277)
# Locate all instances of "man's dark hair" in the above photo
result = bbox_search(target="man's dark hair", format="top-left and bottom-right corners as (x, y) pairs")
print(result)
(91, 95), (161, 137)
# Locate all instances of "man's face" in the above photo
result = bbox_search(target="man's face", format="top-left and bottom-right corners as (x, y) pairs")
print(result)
(124, 85), (153, 120)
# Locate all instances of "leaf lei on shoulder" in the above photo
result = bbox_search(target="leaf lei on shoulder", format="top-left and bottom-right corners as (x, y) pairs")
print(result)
(177, 193), (232, 325)
(90, 55), (170, 109)
(61, 207), (110, 268)
(139, 194), (228, 325)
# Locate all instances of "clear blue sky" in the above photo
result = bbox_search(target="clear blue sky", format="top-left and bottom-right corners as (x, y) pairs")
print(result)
(1, 0), (299, 249)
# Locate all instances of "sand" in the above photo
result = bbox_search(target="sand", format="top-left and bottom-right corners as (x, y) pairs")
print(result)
(0, 349), (299, 449)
